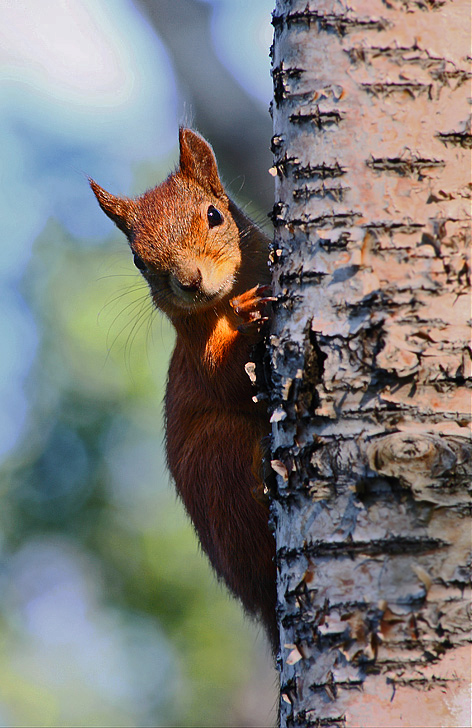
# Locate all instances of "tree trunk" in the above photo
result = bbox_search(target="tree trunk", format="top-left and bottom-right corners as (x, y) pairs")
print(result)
(269, 0), (471, 726)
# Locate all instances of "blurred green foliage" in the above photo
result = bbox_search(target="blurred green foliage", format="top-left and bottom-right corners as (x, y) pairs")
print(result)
(0, 210), (274, 726)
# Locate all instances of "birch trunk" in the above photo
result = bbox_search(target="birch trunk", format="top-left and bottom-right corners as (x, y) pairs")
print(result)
(269, 0), (471, 725)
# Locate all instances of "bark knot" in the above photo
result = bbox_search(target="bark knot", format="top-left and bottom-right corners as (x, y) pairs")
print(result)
(367, 432), (472, 501)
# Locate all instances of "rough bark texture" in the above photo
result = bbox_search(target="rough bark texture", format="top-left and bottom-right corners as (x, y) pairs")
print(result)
(269, 0), (471, 726)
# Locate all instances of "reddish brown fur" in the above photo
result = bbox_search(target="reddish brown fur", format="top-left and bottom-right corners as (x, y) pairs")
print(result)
(90, 128), (277, 651)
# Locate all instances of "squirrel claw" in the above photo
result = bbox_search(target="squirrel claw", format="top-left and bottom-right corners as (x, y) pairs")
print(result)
(237, 317), (269, 335)
(254, 284), (272, 296)
(230, 285), (273, 334)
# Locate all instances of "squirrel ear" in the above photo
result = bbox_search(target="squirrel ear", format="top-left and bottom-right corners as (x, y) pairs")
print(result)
(179, 128), (225, 199)
(89, 179), (136, 237)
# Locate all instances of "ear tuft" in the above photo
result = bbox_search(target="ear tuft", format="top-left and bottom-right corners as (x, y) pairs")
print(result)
(89, 178), (136, 237)
(178, 128), (225, 199)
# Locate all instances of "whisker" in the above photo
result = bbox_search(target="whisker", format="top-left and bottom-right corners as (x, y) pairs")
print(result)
(144, 306), (159, 369)
(96, 272), (141, 283)
(98, 283), (149, 317)
(123, 299), (155, 373)
(104, 294), (152, 356)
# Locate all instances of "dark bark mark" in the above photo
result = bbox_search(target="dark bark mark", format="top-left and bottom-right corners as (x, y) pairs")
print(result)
(389, 676), (453, 689)
(348, 44), (470, 100)
(271, 156), (347, 181)
(298, 324), (326, 416)
(269, 325), (325, 431)
(347, 43), (470, 101)
(347, 43), (470, 82)
(309, 678), (364, 695)
(293, 185), (351, 202)
(278, 535), (447, 561)
(381, 0), (447, 11)
(271, 134), (285, 154)
(272, 62), (305, 106)
(279, 269), (327, 285)
(347, 43), (441, 67)
(366, 155), (445, 176)
(430, 67), (472, 90)
(437, 131), (472, 148)
(272, 154), (301, 179)
(363, 220), (425, 234)
(295, 163), (347, 181)
(361, 82), (433, 100)
(272, 9), (390, 36)
(271, 207), (362, 229)
(317, 232), (352, 251)
(284, 707), (346, 728)
(270, 201), (289, 226)
(290, 108), (344, 129)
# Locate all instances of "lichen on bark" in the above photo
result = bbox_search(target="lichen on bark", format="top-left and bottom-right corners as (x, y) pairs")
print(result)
(269, 0), (471, 725)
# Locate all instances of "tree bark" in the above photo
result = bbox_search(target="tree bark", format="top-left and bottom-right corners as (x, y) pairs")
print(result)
(269, 0), (471, 726)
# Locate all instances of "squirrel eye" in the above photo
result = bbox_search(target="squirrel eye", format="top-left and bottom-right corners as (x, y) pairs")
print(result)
(207, 205), (223, 228)
(133, 252), (147, 271)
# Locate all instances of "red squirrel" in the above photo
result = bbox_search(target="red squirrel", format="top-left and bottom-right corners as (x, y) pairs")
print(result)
(90, 128), (277, 651)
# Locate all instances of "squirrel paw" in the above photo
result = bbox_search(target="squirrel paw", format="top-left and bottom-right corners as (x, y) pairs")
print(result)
(230, 285), (276, 334)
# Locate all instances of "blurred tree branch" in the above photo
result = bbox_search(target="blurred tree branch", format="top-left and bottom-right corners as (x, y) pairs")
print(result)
(134, 0), (274, 213)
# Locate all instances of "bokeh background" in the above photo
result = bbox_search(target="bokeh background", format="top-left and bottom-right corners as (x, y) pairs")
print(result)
(0, 1), (277, 725)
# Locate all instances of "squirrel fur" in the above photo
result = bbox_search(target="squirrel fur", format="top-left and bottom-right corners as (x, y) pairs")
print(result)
(90, 128), (277, 651)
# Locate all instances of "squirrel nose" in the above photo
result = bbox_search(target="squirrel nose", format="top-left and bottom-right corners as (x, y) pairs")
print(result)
(176, 268), (202, 293)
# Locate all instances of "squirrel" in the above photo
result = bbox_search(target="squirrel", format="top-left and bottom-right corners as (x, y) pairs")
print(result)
(90, 128), (278, 652)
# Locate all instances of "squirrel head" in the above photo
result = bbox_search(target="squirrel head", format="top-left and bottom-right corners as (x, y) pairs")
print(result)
(90, 128), (243, 320)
